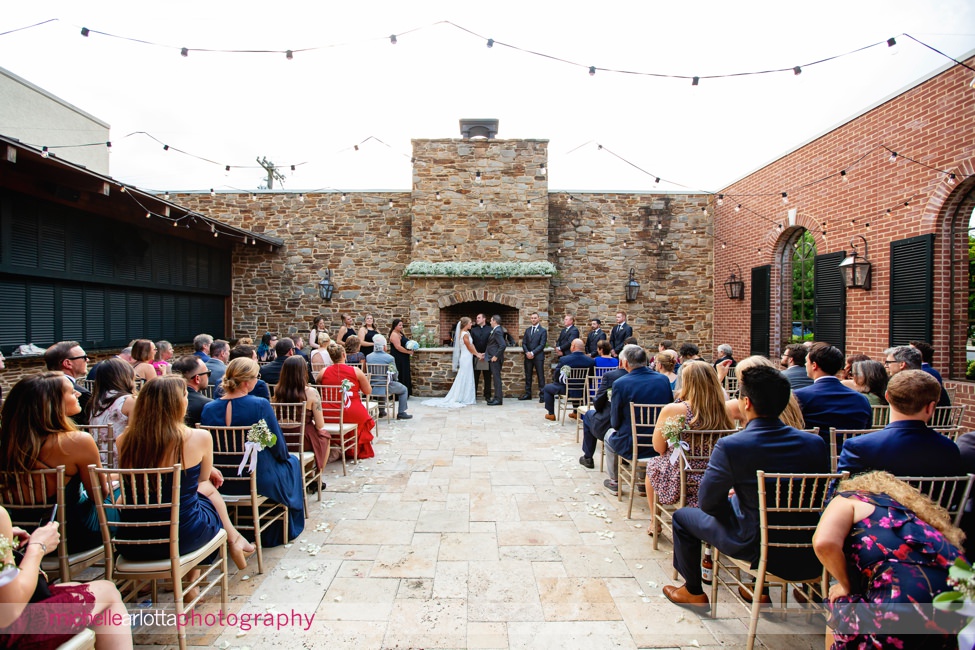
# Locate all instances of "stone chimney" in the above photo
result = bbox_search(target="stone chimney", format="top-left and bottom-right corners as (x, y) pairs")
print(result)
(459, 118), (499, 140)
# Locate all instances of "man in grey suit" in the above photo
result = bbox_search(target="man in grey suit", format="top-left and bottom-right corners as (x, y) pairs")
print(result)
(486, 315), (506, 405)
(206, 339), (230, 389)
(780, 343), (813, 390)
(520, 312), (547, 400)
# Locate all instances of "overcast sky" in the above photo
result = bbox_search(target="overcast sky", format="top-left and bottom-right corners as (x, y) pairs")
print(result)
(1, 1), (973, 195)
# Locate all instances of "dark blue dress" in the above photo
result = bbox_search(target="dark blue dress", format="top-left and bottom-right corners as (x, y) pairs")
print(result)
(200, 396), (305, 547)
(119, 462), (223, 561)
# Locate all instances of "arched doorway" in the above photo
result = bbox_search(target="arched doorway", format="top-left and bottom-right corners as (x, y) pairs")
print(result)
(779, 228), (816, 344)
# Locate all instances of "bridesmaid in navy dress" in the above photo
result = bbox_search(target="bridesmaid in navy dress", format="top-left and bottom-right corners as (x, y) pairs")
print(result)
(116, 375), (255, 572)
(201, 357), (305, 547)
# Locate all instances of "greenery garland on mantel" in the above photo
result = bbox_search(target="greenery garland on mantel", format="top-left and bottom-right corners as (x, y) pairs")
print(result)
(403, 261), (558, 278)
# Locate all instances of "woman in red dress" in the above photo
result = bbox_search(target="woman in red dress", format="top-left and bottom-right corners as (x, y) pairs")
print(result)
(318, 342), (375, 460)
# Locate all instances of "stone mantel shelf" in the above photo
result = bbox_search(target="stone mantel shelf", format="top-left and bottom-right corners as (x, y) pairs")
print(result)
(407, 275), (554, 279)
(412, 347), (553, 353)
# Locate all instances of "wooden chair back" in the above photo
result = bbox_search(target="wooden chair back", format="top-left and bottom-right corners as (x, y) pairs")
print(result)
(930, 404), (965, 429)
(896, 474), (975, 527)
(0, 466), (72, 581)
(870, 404), (890, 428)
(78, 424), (117, 469)
(828, 428), (881, 472)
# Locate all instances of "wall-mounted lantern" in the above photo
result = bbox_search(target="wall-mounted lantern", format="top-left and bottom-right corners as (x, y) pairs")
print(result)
(724, 263), (745, 300)
(318, 269), (335, 301)
(838, 235), (872, 290)
(625, 268), (640, 302)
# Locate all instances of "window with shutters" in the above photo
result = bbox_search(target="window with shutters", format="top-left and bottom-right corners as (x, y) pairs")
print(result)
(889, 234), (933, 347)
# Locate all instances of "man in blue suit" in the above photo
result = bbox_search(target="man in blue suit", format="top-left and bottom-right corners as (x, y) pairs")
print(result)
(541, 339), (594, 421)
(838, 369), (962, 477)
(664, 366), (829, 609)
(794, 342), (871, 434)
(578, 348), (630, 469)
(603, 345), (674, 492)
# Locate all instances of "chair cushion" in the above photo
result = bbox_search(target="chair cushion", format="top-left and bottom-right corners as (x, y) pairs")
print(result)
(322, 423), (357, 434)
(115, 528), (227, 575)
(42, 545), (105, 572)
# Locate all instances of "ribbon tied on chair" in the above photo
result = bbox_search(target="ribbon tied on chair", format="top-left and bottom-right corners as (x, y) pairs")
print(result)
(668, 439), (691, 470)
(237, 441), (262, 476)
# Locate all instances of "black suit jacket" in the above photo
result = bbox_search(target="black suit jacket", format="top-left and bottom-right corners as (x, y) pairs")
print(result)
(485, 326), (506, 362)
(470, 324), (491, 354)
(555, 326), (580, 356)
(608, 322), (632, 354)
(70, 377), (91, 426)
(259, 356), (287, 386)
(585, 329), (607, 357)
(185, 388), (213, 427)
(522, 325), (547, 356)
(588, 368), (627, 438)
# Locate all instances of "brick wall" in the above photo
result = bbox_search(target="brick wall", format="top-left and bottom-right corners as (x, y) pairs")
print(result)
(712, 56), (975, 427)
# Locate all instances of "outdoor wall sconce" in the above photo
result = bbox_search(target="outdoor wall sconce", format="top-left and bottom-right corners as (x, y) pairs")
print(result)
(838, 235), (872, 290)
(625, 268), (640, 302)
(723, 263), (745, 300)
(318, 269), (335, 301)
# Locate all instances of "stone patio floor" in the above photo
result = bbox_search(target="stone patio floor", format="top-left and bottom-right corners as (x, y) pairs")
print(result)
(135, 398), (825, 649)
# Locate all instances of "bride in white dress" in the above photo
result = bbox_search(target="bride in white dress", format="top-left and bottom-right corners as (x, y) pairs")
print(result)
(423, 317), (482, 408)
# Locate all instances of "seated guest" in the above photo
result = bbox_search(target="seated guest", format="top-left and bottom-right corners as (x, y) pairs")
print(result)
(720, 355), (805, 429)
(129, 339), (159, 385)
(258, 337), (294, 386)
(840, 353), (871, 383)
(365, 335), (411, 420)
(257, 332), (277, 363)
(272, 356), (337, 476)
(602, 345), (673, 493)
(838, 370), (963, 478)
(579, 347), (631, 469)
(44, 340), (92, 424)
(206, 339), (230, 388)
(117, 375), (255, 572)
(910, 340), (951, 407)
(222, 345), (272, 400)
(651, 339), (678, 372)
(712, 343), (736, 369)
(654, 350), (678, 390)
(344, 335), (366, 367)
(594, 340), (618, 368)
(152, 340), (174, 376)
(0, 505), (132, 649)
(814, 471), (964, 649)
(172, 355), (213, 426)
(663, 365), (828, 609)
(847, 360), (888, 406)
(88, 358), (138, 460)
(310, 333), (334, 376)
(645, 361), (733, 527)
(780, 343), (813, 390)
(201, 358), (304, 546)
(193, 333), (213, 363)
(0, 373), (106, 554)
(794, 342), (871, 434)
(541, 339), (595, 421)
(319, 343), (376, 460)
(672, 343), (702, 393)
(86, 346), (132, 382)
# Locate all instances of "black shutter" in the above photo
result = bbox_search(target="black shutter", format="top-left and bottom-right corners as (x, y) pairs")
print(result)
(814, 251), (846, 352)
(750, 265), (771, 357)
(889, 234), (933, 346)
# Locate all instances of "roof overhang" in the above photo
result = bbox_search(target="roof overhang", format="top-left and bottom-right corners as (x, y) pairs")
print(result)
(0, 134), (283, 250)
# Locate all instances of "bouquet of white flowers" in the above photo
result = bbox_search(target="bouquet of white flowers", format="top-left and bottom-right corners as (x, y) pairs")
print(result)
(935, 558), (975, 648)
(239, 419), (276, 476)
(341, 378), (354, 407)
(0, 534), (18, 587)
(661, 414), (691, 469)
(406, 340), (420, 351)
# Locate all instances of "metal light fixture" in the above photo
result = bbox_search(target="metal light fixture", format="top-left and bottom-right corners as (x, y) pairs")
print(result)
(838, 235), (872, 290)
(723, 263), (745, 300)
(625, 268), (640, 302)
(317, 269), (335, 301)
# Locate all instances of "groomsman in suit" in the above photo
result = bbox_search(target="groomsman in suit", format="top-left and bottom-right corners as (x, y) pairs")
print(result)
(485, 315), (507, 405)
(794, 342), (872, 433)
(520, 312), (547, 401)
(553, 315), (580, 381)
(585, 319), (607, 357)
(609, 311), (633, 357)
(44, 340), (91, 425)
(470, 313), (493, 401)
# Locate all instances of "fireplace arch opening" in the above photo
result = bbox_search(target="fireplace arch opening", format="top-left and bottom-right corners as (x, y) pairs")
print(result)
(438, 301), (521, 346)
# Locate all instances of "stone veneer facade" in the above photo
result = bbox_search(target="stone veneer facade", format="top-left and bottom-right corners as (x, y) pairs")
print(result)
(169, 134), (713, 398)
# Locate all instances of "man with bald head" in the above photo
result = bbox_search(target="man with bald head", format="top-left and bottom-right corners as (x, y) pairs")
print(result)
(541, 338), (595, 421)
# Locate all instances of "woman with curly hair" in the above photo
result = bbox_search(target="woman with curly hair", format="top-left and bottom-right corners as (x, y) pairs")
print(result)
(815, 471), (965, 649)
(644, 361), (734, 531)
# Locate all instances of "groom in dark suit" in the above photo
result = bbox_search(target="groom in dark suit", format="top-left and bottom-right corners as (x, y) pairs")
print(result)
(486, 315), (506, 406)
(520, 312), (547, 400)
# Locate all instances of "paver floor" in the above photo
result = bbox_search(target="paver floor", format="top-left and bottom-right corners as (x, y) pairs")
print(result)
(134, 398), (825, 649)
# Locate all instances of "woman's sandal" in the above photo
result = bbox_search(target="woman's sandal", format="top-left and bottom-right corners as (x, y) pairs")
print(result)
(229, 535), (256, 570)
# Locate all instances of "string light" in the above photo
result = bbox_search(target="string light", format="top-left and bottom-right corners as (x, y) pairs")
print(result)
(781, 192), (789, 204)
(341, 193), (348, 202)
(589, 66), (596, 76)
(538, 164), (546, 175)
(286, 50), (293, 60)
(180, 47), (188, 57)
(298, 193), (305, 202)
(486, 38), (494, 48)
(735, 204), (741, 212)
(225, 165), (230, 171)
(692, 76), (700, 86)
(479, 198), (485, 208)
(389, 34), (397, 45)
(888, 151), (898, 163)
(840, 170), (848, 182)
(946, 173), (957, 185)
(210, 188), (215, 197)
(716, 194), (724, 206)
(80, 27), (89, 37)
(163, 192), (170, 200)
(435, 191), (441, 200)
(793, 66), (802, 75)
(527, 198), (532, 207)
(653, 177), (660, 187)
(388, 199), (394, 208)
(887, 37), (898, 53)
(251, 193), (257, 200)
(172, 220), (178, 227)
(475, 171), (482, 183)
(163, 144), (169, 151)
(145, 212), (151, 219)
(41, 146), (49, 158)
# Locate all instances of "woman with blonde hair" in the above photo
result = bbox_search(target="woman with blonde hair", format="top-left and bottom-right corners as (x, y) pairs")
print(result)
(310, 332), (333, 375)
(152, 340), (174, 376)
(655, 350), (679, 390)
(645, 361), (733, 531)
(200, 358), (304, 546)
(815, 471), (964, 649)
(720, 355), (804, 429)
(117, 375), (255, 571)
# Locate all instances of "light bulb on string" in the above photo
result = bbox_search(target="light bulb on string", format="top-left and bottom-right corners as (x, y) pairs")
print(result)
(389, 34), (397, 44)
(298, 194), (305, 202)
(486, 38), (494, 48)
(589, 66), (596, 76)
(163, 192), (170, 200)
(653, 177), (660, 187)
(735, 204), (741, 212)
(81, 27), (89, 37)
(145, 212), (151, 219)
(286, 50), (293, 60)
(777, 223), (783, 232)
(163, 144), (169, 151)
(692, 76), (700, 86)
(888, 151), (898, 163)
(172, 220), (178, 227)
(721, 242), (726, 249)
(840, 170), (848, 182)
(717, 194), (723, 206)
(527, 198), (532, 207)
(210, 188), (215, 197)
(946, 173), (957, 186)
(475, 171), (481, 183)
(567, 196), (573, 204)
(41, 146), (49, 158)
(180, 47), (188, 57)
(388, 199), (394, 208)
(781, 192), (789, 204)
(479, 198), (485, 208)
(341, 193), (348, 203)
(435, 191), (441, 200)
(793, 66), (802, 76)
(225, 165), (230, 172)
(213, 231), (218, 238)
(538, 164), (546, 175)
(887, 37), (898, 54)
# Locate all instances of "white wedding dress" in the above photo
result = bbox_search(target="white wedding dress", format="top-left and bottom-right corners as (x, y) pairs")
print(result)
(423, 330), (476, 408)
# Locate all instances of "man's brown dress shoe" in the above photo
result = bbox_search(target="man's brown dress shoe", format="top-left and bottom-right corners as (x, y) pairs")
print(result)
(738, 585), (771, 605)
(544, 414), (556, 421)
(663, 585), (709, 609)
(568, 412), (578, 419)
